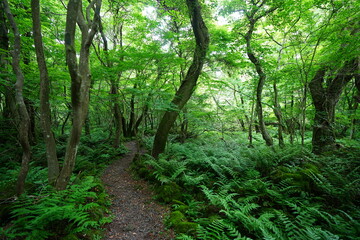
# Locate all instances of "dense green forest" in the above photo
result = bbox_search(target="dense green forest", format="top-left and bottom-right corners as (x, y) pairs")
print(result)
(0, 0), (359, 239)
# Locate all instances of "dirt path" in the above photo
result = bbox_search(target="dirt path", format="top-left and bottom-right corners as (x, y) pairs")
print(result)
(101, 141), (174, 240)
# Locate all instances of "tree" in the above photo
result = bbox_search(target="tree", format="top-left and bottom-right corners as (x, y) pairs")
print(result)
(309, 59), (358, 153)
(242, 0), (277, 146)
(2, 0), (31, 195)
(56, 0), (102, 190)
(31, 0), (59, 185)
(152, 0), (210, 158)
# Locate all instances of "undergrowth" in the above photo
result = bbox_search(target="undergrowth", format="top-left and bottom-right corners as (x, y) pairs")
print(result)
(133, 133), (360, 240)
(0, 130), (127, 239)
(1, 176), (111, 240)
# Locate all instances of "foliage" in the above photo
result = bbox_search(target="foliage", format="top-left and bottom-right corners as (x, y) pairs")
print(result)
(139, 133), (360, 239)
(1, 176), (111, 240)
(0, 129), (125, 238)
(0, 0), (359, 238)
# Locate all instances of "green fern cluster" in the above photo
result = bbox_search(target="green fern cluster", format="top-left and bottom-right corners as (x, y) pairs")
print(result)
(2, 176), (111, 240)
(74, 137), (127, 176)
(142, 134), (360, 240)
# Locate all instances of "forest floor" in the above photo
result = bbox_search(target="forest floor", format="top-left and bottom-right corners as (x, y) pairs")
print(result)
(101, 141), (174, 240)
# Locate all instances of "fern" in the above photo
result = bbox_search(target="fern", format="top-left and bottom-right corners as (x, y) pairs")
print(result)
(176, 234), (196, 240)
(197, 219), (252, 240)
(146, 156), (187, 184)
(4, 176), (111, 240)
(142, 134), (360, 240)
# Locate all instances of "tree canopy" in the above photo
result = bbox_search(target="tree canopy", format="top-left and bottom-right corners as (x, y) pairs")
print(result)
(0, 0), (359, 239)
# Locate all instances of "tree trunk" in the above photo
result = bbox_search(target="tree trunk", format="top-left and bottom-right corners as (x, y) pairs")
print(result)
(309, 59), (357, 154)
(56, 0), (101, 190)
(273, 79), (284, 147)
(245, 40), (273, 146)
(248, 99), (255, 147)
(300, 84), (307, 145)
(152, 0), (210, 158)
(243, 4), (276, 147)
(3, 0), (32, 195)
(31, 0), (60, 185)
(289, 94), (295, 144)
(98, 15), (123, 147)
(350, 76), (360, 139)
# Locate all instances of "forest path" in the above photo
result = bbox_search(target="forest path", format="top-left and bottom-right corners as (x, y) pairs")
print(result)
(101, 141), (173, 240)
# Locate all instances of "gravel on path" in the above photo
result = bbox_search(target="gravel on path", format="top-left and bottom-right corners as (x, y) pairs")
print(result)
(101, 141), (174, 240)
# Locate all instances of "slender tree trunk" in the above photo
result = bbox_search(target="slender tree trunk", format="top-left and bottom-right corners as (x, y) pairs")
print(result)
(309, 59), (357, 154)
(273, 79), (284, 147)
(3, 0), (31, 195)
(31, 0), (59, 185)
(350, 76), (360, 139)
(25, 99), (36, 145)
(232, 85), (249, 132)
(300, 84), (307, 145)
(349, 95), (359, 139)
(56, 0), (101, 190)
(99, 26), (123, 146)
(245, 26), (273, 146)
(289, 94), (295, 144)
(152, 0), (210, 158)
(243, 3), (276, 147)
(248, 97), (256, 147)
(105, 21), (123, 147)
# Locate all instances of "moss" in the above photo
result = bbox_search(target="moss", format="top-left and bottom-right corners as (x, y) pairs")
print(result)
(156, 182), (182, 203)
(176, 205), (189, 213)
(165, 211), (198, 234)
(175, 221), (199, 234)
(172, 200), (189, 213)
(165, 211), (186, 227)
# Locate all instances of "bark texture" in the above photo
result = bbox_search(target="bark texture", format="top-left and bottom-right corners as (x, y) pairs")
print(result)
(309, 59), (358, 154)
(152, 0), (210, 158)
(3, 0), (32, 195)
(56, 0), (101, 190)
(31, 0), (59, 185)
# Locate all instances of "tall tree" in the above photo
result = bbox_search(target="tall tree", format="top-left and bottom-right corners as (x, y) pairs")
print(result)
(152, 0), (210, 158)
(242, 0), (277, 146)
(56, 0), (102, 190)
(2, 0), (31, 195)
(31, 0), (59, 185)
